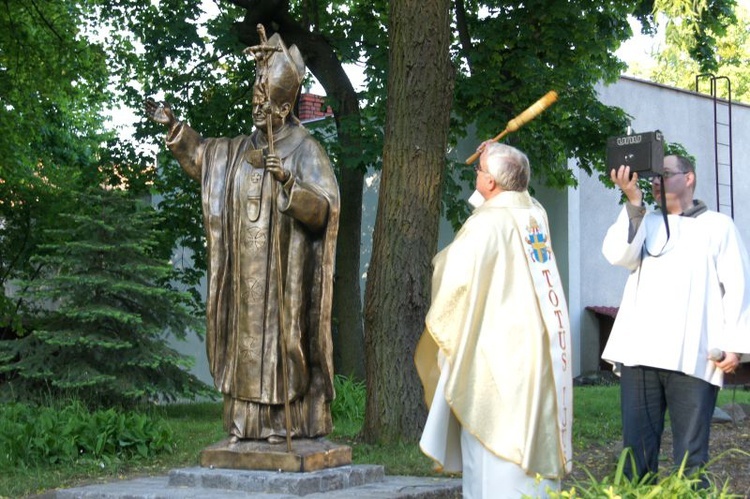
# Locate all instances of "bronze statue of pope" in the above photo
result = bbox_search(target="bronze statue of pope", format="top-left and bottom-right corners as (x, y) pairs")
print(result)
(145, 31), (339, 445)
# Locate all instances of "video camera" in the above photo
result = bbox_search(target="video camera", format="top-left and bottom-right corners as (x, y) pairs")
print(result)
(606, 130), (665, 178)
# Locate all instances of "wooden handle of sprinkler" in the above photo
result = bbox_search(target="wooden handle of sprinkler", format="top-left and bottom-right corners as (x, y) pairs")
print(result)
(464, 90), (559, 164)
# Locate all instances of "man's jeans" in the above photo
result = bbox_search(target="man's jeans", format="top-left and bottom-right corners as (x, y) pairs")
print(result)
(620, 365), (719, 485)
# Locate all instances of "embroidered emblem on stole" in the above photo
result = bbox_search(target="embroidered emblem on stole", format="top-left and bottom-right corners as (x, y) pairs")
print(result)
(525, 216), (550, 263)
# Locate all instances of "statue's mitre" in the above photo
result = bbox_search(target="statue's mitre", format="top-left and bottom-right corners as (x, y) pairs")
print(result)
(262, 33), (305, 105)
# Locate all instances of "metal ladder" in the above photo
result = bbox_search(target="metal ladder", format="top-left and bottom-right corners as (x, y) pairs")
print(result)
(695, 74), (734, 218)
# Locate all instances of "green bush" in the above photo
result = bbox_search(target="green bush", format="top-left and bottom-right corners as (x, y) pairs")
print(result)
(0, 401), (174, 469)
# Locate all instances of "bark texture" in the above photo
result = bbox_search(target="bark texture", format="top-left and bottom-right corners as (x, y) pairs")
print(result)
(363, 0), (454, 443)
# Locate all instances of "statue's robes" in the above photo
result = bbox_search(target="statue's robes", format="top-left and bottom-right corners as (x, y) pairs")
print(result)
(167, 122), (339, 439)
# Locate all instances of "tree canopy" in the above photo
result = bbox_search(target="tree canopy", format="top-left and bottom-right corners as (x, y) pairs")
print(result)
(0, 0), (210, 405)
(630, 2), (750, 103)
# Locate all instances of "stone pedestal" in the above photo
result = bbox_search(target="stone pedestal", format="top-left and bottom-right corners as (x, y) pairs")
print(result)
(54, 465), (463, 498)
(200, 437), (352, 472)
(168, 465), (387, 496)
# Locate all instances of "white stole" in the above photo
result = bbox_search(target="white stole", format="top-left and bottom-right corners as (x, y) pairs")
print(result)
(509, 204), (573, 472)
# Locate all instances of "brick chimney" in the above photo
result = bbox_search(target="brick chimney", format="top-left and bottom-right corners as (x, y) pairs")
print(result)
(297, 93), (334, 122)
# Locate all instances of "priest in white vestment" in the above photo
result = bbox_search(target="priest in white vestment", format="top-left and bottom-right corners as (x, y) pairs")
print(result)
(602, 156), (750, 485)
(415, 142), (572, 499)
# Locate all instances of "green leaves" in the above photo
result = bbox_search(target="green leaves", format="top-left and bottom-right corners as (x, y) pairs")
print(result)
(0, 0), (110, 173)
(654, 0), (738, 73)
(0, 1), (119, 339)
(555, 447), (735, 498)
(331, 374), (366, 425)
(0, 402), (174, 470)
(635, 2), (750, 103)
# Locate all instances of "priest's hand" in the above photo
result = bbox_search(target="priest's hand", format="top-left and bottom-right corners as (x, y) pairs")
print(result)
(265, 154), (290, 183)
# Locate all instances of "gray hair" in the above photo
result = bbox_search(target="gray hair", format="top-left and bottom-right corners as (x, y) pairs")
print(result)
(482, 142), (530, 192)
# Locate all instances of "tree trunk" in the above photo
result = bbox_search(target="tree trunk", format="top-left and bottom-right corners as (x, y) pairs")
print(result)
(331, 125), (365, 380)
(362, 0), (454, 443)
(232, 3), (366, 379)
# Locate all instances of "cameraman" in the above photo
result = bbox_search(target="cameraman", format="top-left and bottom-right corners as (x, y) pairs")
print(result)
(601, 155), (750, 486)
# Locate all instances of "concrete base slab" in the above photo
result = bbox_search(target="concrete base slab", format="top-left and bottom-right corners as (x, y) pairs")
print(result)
(200, 438), (352, 472)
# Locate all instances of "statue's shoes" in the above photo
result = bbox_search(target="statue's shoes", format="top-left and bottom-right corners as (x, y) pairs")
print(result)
(267, 435), (285, 444)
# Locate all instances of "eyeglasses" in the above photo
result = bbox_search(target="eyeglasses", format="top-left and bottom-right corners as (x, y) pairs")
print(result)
(660, 171), (688, 179)
(474, 164), (488, 174)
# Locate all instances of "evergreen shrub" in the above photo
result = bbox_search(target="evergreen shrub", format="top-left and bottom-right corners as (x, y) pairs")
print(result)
(0, 188), (214, 407)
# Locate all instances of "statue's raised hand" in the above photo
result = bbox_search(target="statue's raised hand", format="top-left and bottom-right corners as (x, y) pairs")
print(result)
(144, 97), (177, 128)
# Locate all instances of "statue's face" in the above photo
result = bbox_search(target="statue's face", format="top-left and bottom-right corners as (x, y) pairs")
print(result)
(252, 83), (289, 133)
